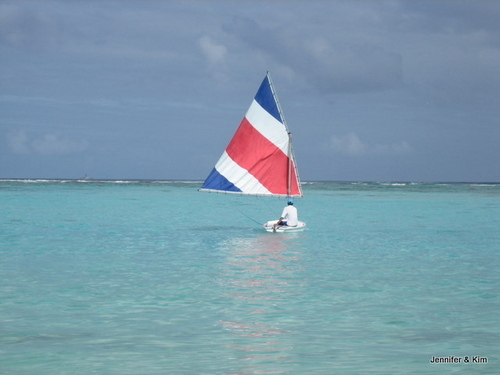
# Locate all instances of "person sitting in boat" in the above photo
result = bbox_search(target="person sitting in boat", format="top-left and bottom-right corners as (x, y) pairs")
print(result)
(274, 199), (298, 228)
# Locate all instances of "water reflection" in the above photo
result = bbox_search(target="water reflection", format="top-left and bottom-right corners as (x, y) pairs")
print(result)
(218, 234), (304, 373)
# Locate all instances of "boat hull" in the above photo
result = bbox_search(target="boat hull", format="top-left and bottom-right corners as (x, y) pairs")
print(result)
(263, 220), (307, 233)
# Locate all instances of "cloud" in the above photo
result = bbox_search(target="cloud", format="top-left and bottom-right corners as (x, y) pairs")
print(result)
(7, 130), (88, 156)
(199, 35), (227, 66)
(32, 134), (88, 156)
(1, 1), (499, 181)
(329, 132), (412, 157)
(223, 13), (404, 94)
(329, 132), (367, 156)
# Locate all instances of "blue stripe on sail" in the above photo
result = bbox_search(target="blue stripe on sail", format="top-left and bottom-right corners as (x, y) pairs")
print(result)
(254, 75), (282, 123)
(201, 168), (242, 193)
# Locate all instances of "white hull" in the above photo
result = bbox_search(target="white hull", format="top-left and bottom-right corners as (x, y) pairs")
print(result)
(263, 220), (307, 233)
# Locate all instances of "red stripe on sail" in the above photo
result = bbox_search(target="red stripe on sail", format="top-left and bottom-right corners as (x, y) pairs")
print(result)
(225, 118), (300, 195)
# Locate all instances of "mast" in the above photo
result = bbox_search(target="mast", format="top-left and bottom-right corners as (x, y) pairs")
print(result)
(287, 131), (293, 198)
(267, 72), (301, 198)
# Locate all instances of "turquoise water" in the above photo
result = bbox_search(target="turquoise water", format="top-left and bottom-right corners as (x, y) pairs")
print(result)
(1, 180), (499, 374)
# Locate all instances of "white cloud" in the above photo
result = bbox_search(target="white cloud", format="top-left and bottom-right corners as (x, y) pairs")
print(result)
(330, 132), (367, 156)
(329, 132), (412, 156)
(199, 35), (227, 65)
(7, 130), (88, 156)
(32, 134), (88, 156)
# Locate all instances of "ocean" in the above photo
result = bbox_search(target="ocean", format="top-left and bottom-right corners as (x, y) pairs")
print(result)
(1, 180), (498, 374)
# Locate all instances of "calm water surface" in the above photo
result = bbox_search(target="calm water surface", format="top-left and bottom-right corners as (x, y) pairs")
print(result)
(1, 180), (499, 374)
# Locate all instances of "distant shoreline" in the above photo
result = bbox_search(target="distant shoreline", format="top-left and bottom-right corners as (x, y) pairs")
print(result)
(1, 178), (499, 186)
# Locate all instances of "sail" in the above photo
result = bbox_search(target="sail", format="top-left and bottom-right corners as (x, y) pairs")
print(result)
(200, 73), (302, 197)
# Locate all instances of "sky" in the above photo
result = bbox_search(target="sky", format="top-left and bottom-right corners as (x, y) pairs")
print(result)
(1, 0), (499, 182)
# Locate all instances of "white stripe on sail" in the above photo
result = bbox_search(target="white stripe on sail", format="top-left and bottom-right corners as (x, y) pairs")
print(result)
(215, 151), (272, 195)
(245, 100), (289, 155)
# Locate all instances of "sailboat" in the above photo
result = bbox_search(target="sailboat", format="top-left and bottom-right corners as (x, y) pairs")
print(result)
(199, 72), (306, 232)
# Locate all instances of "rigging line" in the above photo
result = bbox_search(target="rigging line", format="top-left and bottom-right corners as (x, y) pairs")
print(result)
(235, 206), (263, 226)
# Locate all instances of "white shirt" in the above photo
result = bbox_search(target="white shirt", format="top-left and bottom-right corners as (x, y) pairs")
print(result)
(281, 205), (298, 226)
